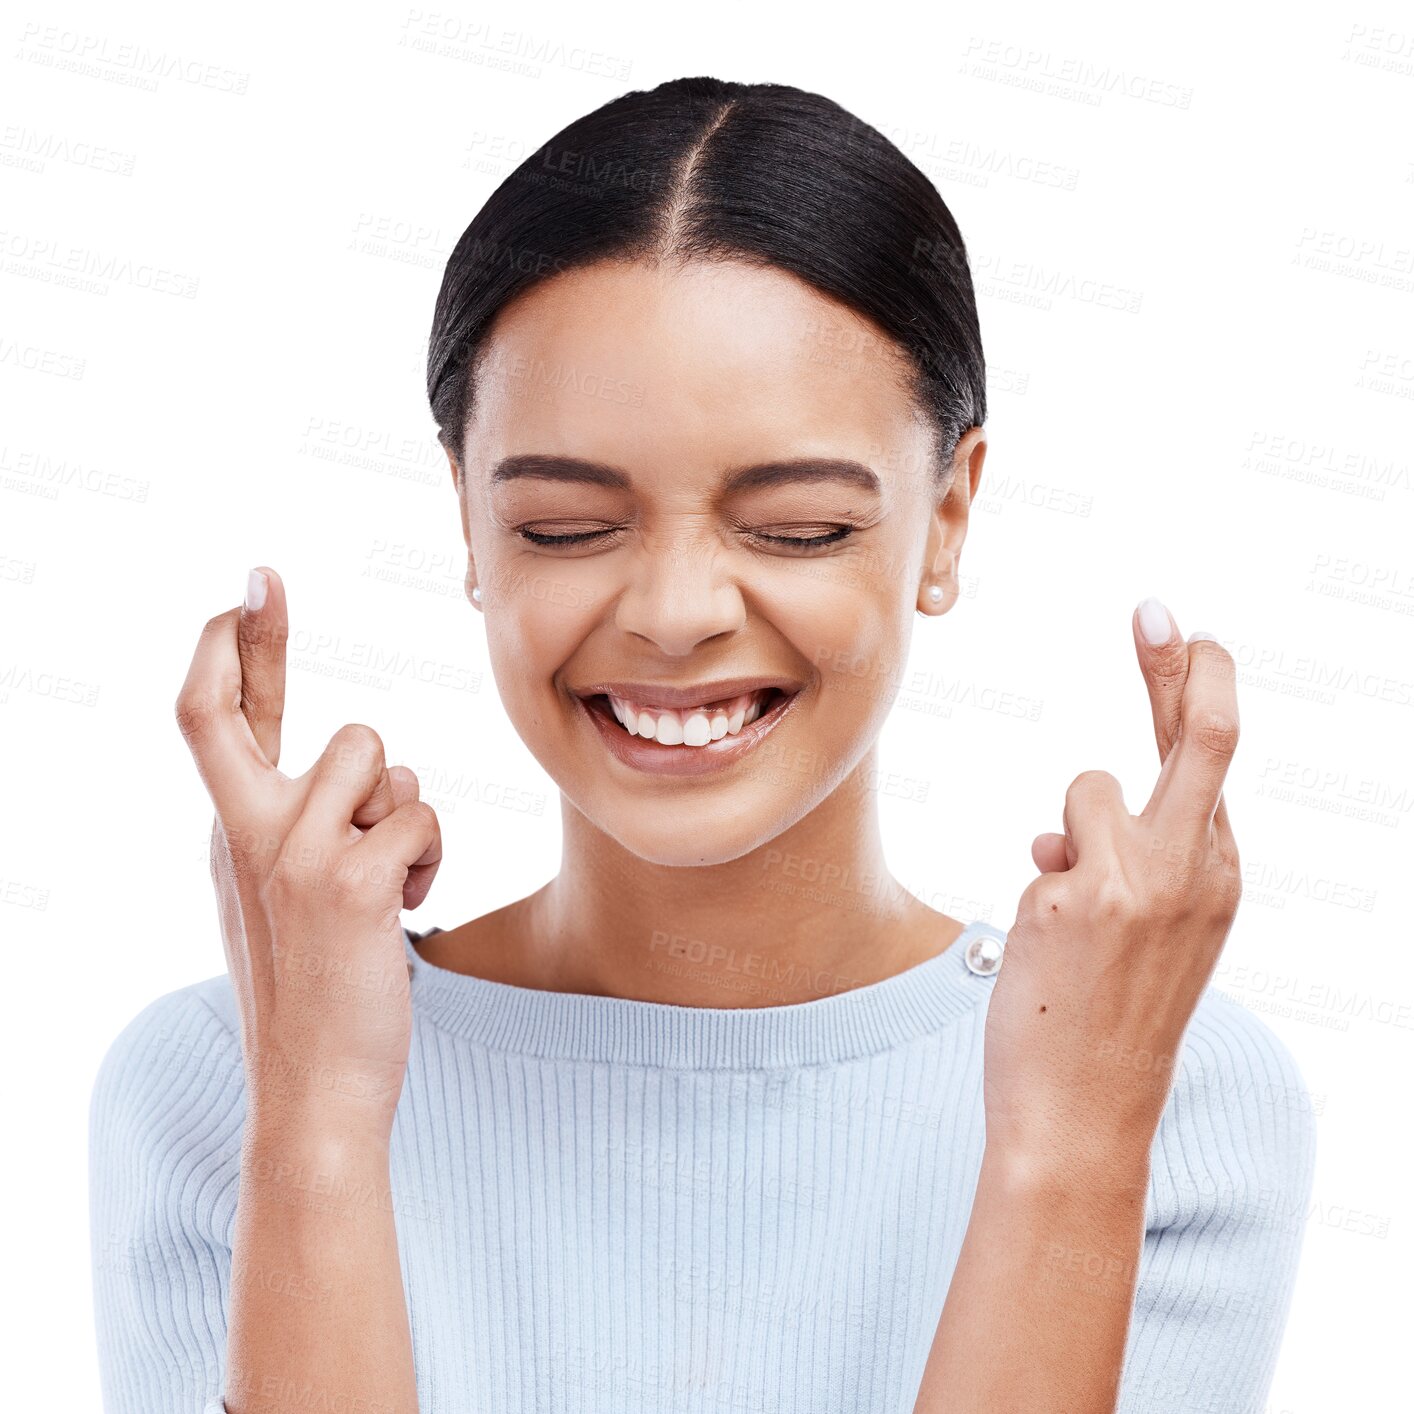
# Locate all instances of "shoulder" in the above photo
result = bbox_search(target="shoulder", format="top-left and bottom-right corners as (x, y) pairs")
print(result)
(94, 972), (241, 1086)
(89, 976), (245, 1367)
(90, 972), (245, 1177)
(1120, 992), (1321, 1414)
(1181, 982), (1317, 1105)
(1148, 984), (1319, 1229)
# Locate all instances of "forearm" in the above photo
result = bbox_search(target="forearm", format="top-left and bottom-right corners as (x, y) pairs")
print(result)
(225, 1118), (417, 1414)
(914, 1138), (1152, 1413)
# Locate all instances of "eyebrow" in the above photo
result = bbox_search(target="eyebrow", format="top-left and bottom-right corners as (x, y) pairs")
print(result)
(489, 454), (882, 495)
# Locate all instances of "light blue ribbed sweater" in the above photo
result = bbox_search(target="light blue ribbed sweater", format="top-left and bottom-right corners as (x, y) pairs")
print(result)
(89, 918), (1316, 1413)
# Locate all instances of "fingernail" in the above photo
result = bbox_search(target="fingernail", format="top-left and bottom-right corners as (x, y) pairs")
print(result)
(1188, 628), (1216, 643)
(245, 568), (268, 612)
(1136, 596), (1174, 645)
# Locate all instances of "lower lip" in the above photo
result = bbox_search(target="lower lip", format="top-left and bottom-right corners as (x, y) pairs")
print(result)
(575, 690), (802, 777)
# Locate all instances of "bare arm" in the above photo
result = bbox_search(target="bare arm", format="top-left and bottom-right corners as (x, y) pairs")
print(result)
(915, 601), (1243, 1412)
(226, 1116), (413, 1414)
(915, 1140), (1152, 1412)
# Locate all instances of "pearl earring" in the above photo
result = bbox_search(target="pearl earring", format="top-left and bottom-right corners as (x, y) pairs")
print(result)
(927, 585), (943, 604)
(471, 585), (482, 603)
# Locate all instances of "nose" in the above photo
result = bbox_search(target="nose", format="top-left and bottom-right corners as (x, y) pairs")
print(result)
(612, 538), (747, 656)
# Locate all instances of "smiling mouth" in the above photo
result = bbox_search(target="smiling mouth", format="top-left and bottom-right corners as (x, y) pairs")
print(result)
(582, 686), (794, 747)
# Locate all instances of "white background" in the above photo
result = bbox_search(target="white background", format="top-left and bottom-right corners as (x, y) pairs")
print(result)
(3, 1), (1411, 1408)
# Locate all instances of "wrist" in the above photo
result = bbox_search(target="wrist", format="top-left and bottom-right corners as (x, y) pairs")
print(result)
(244, 1044), (403, 1141)
(237, 1122), (396, 1229)
(243, 1088), (395, 1162)
(242, 1109), (391, 1164)
(982, 1125), (1155, 1196)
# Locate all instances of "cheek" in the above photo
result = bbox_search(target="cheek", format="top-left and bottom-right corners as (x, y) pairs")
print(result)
(776, 588), (911, 728)
(484, 591), (584, 714)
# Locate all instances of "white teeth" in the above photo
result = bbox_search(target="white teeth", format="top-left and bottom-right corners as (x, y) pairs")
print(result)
(683, 711), (712, 747)
(603, 689), (782, 747)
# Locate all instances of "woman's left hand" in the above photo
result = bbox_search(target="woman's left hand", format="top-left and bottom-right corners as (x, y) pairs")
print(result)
(981, 603), (1243, 1169)
(915, 602), (1244, 1412)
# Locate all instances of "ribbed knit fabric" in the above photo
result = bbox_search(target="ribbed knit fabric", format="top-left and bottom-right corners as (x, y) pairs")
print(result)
(89, 919), (1317, 1413)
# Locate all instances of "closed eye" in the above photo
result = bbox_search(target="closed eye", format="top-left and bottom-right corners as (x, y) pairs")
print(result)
(748, 526), (857, 552)
(519, 527), (619, 547)
(516, 524), (860, 551)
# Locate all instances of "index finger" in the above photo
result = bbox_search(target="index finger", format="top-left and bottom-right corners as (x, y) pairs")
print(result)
(1133, 598), (1235, 847)
(1133, 596), (1188, 764)
(174, 605), (277, 818)
(1141, 636), (1240, 839)
(238, 566), (288, 767)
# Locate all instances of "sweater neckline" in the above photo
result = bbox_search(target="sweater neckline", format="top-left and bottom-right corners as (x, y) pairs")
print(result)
(401, 918), (1004, 1069)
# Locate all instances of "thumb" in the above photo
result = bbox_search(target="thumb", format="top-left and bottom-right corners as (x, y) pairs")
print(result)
(1032, 831), (1076, 874)
(350, 763), (420, 831)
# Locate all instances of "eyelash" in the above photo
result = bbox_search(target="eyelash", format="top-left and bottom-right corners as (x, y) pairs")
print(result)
(518, 526), (857, 552)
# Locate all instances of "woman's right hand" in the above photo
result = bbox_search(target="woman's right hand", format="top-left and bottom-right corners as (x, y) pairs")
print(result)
(175, 565), (442, 1142)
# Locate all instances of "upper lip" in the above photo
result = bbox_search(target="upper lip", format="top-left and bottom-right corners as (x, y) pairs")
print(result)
(571, 676), (804, 710)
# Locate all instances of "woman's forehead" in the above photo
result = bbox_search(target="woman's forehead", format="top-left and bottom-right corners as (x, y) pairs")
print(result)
(468, 258), (926, 473)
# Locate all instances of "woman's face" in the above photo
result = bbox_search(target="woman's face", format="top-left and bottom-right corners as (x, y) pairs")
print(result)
(451, 257), (981, 866)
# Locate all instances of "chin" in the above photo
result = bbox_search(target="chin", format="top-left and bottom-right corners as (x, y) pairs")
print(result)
(576, 783), (817, 869)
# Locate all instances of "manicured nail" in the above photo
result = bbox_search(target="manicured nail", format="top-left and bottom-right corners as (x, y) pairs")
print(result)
(1188, 628), (1216, 643)
(1136, 596), (1174, 645)
(245, 568), (268, 612)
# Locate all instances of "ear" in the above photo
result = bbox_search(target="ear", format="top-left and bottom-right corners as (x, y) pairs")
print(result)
(443, 444), (481, 610)
(444, 443), (465, 501)
(917, 426), (986, 616)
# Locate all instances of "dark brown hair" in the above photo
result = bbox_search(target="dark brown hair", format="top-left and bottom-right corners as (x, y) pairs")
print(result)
(427, 75), (987, 484)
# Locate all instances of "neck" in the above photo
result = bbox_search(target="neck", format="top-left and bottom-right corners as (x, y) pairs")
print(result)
(506, 749), (961, 1007)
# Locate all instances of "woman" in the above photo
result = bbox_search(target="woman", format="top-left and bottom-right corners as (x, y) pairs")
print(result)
(90, 76), (1314, 1413)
